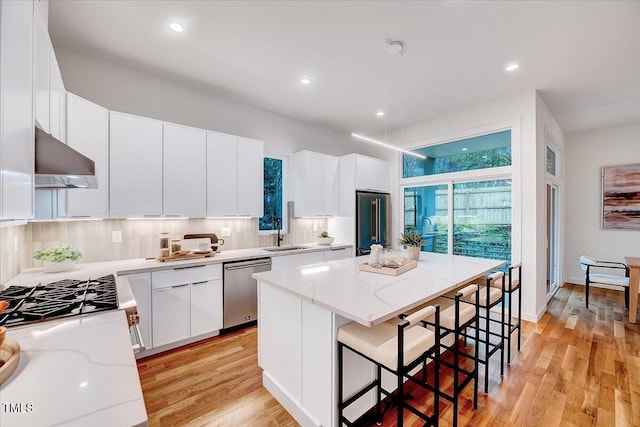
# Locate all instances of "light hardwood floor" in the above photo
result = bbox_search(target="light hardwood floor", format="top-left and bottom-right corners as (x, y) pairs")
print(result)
(137, 284), (640, 426)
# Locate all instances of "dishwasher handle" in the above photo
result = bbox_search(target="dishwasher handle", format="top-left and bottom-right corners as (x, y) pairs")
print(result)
(224, 259), (272, 271)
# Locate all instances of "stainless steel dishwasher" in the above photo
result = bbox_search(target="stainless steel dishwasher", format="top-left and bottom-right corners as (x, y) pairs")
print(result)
(222, 258), (271, 329)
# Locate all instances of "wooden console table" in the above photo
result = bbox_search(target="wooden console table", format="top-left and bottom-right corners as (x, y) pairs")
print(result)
(625, 256), (640, 323)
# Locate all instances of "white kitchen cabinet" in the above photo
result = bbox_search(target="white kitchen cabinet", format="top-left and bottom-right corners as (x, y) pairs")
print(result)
(323, 247), (351, 261)
(109, 112), (163, 217)
(0, 0), (34, 220)
(237, 136), (264, 217)
(151, 264), (223, 348)
(206, 131), (237, 216)
(271, 251), (325, 270)
(190, 279), (223, 336)
(355, 155), (388, 192)
(206, 132), (264, 217)
(292, 151), (340, 217)
(33, 2), (49, 133)
(339, 153), (389, 217)
(66, 93), (109, 218)
(152, 283), (190, 347)
(49, 48), (61, 140)
(163, 123), (207, 218)
(127, 273), (152, 350)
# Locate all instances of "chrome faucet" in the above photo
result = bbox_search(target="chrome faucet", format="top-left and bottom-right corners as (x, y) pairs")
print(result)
(274, 217), (284, 247)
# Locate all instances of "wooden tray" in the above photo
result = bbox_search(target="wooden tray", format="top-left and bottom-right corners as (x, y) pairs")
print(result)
(0, 338), (20, 385)
(147, 252), (216, 263)
(359, 259), (417, 276)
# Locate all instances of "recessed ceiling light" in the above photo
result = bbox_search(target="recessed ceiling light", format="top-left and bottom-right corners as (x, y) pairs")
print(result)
(505, 62), (519, 72)
(301, 78), (311, 85)
(170, 22), (184, 33)
(376, 111), (384, 117)
(462, 147), (468, 151)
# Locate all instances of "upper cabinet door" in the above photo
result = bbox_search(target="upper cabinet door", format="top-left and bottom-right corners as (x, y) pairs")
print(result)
(293, 151), (339, 217)
(206, 131), (238, 217)
(33, 3), (49, 133)
(109, 112), (163, 218)
(163, 123), (207, 218)
(48, 48), (60, 139)
(0, 0), (34, 220)
(323, 155), (340, 216)
(355, 155), (388, 192)
(66, 93), (109, 218)
(237, 136), (264, 217)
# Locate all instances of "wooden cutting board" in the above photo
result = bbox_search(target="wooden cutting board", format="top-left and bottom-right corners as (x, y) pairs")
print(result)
(147, 252), (216, 262)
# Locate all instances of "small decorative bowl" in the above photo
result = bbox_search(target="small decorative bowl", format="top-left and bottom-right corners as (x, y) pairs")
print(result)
(316, 237), (335, 245)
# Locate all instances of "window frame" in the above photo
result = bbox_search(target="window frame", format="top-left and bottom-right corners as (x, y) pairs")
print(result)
(399, 119), (518, 260)
(259, 153), (289, 235)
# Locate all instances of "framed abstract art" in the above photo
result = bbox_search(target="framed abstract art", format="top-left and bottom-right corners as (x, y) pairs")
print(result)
(602, 163), (640, 230)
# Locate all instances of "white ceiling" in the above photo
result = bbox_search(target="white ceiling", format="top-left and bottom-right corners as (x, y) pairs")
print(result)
(49, 0), (640, 137)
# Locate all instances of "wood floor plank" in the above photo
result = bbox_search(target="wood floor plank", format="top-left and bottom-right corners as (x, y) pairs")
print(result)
(138, 284), (640, 426)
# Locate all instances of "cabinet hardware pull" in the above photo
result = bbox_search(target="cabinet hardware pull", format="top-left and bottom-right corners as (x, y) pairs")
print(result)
(131, 323), (146, 353)
(174, 265), (206, 270)
(192, 281), (208, 285)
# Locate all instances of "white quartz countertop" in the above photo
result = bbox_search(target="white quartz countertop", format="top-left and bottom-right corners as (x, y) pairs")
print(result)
(252, 252), (506, 327)
(0, 310), (147, 427)
(5, 243), (353, 287)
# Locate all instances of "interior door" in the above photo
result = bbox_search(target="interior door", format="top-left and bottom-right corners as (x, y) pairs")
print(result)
(546, 182), (560, 297)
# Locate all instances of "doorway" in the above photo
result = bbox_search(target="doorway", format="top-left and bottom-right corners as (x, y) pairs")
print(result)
(546, 182), (560, 297)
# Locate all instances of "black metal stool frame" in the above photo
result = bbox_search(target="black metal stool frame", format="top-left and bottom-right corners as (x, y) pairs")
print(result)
(337, 307), (441, 427)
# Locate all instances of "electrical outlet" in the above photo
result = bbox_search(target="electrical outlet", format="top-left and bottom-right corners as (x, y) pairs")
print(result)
(221, 227), (231, 237)
(112, 230), (122, 243)
(313, 222), (318, 232)
(14, 235), (18, 252)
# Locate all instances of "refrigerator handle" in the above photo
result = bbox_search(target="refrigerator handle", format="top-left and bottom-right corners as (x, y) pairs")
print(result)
(371, 198), (379, 242)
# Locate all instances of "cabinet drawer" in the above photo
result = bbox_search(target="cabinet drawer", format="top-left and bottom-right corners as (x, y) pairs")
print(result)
(152, 264), (222, 289)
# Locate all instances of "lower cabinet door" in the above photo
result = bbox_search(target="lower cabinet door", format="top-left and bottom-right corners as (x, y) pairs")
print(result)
(190, 279), (223, 336)
(152, 284), (190, 347)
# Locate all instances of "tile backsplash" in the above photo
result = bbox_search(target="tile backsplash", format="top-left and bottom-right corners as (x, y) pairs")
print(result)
(24, 216), (327, 269)
(0, 224), (27, 284)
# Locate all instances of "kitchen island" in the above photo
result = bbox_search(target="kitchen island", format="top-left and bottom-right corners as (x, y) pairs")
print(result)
(253, 252), (505, 427)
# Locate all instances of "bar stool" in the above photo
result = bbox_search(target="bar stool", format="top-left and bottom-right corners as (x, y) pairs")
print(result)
(463, 271), (505, 394)
(505, 263), (522, 364)
(424, 285), (479, 427)
(337, 305), (441, 427)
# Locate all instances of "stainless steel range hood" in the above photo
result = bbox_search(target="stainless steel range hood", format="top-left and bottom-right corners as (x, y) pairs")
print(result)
(34, 127), (98, 189)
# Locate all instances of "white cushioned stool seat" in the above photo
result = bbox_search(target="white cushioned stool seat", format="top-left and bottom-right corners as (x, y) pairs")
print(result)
(425, 297), (476, 330)
(588, 273), (629, 287)
(337, 321), (435, 370)
(463, 286), (503, 306)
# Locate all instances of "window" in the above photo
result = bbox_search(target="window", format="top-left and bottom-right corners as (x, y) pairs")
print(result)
(259, 156), (287, 232)
(401, 126), (514, 263)
(453, 180), (511, 263)
(403, 130), (511, 178)
(403, 185), (448, 253)
(546, 146), (556, 176)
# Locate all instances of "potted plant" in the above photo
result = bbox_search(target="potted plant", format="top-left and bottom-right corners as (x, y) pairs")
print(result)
(398, 229), (423, 261)
(33, 244), (83, 273)
(316, 230), (335, 245)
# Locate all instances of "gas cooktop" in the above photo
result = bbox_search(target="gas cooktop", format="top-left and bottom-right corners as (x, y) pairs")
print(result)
(0, 275), (119, 328)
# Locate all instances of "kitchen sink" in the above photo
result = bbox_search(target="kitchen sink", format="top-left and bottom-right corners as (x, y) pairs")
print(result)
(262, 246), (309, 252)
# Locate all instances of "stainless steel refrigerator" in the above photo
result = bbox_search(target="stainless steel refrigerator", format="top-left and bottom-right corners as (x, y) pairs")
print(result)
(356, 191), (391, 256)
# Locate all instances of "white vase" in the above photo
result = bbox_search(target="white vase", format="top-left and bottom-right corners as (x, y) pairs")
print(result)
(43, 259), (75, 273)
(407, 246), (421, 261)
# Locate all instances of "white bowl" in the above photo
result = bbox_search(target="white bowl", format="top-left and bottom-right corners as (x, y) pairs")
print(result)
(316, 237), (335, 245)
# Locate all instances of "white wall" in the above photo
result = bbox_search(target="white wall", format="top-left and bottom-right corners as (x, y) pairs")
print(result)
(564, 123), (640, 285)
(54, 47), (387, 160)
(382, 90), (555, 322)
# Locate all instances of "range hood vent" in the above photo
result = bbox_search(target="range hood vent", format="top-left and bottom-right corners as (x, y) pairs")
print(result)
(34, 127), (97, 189)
